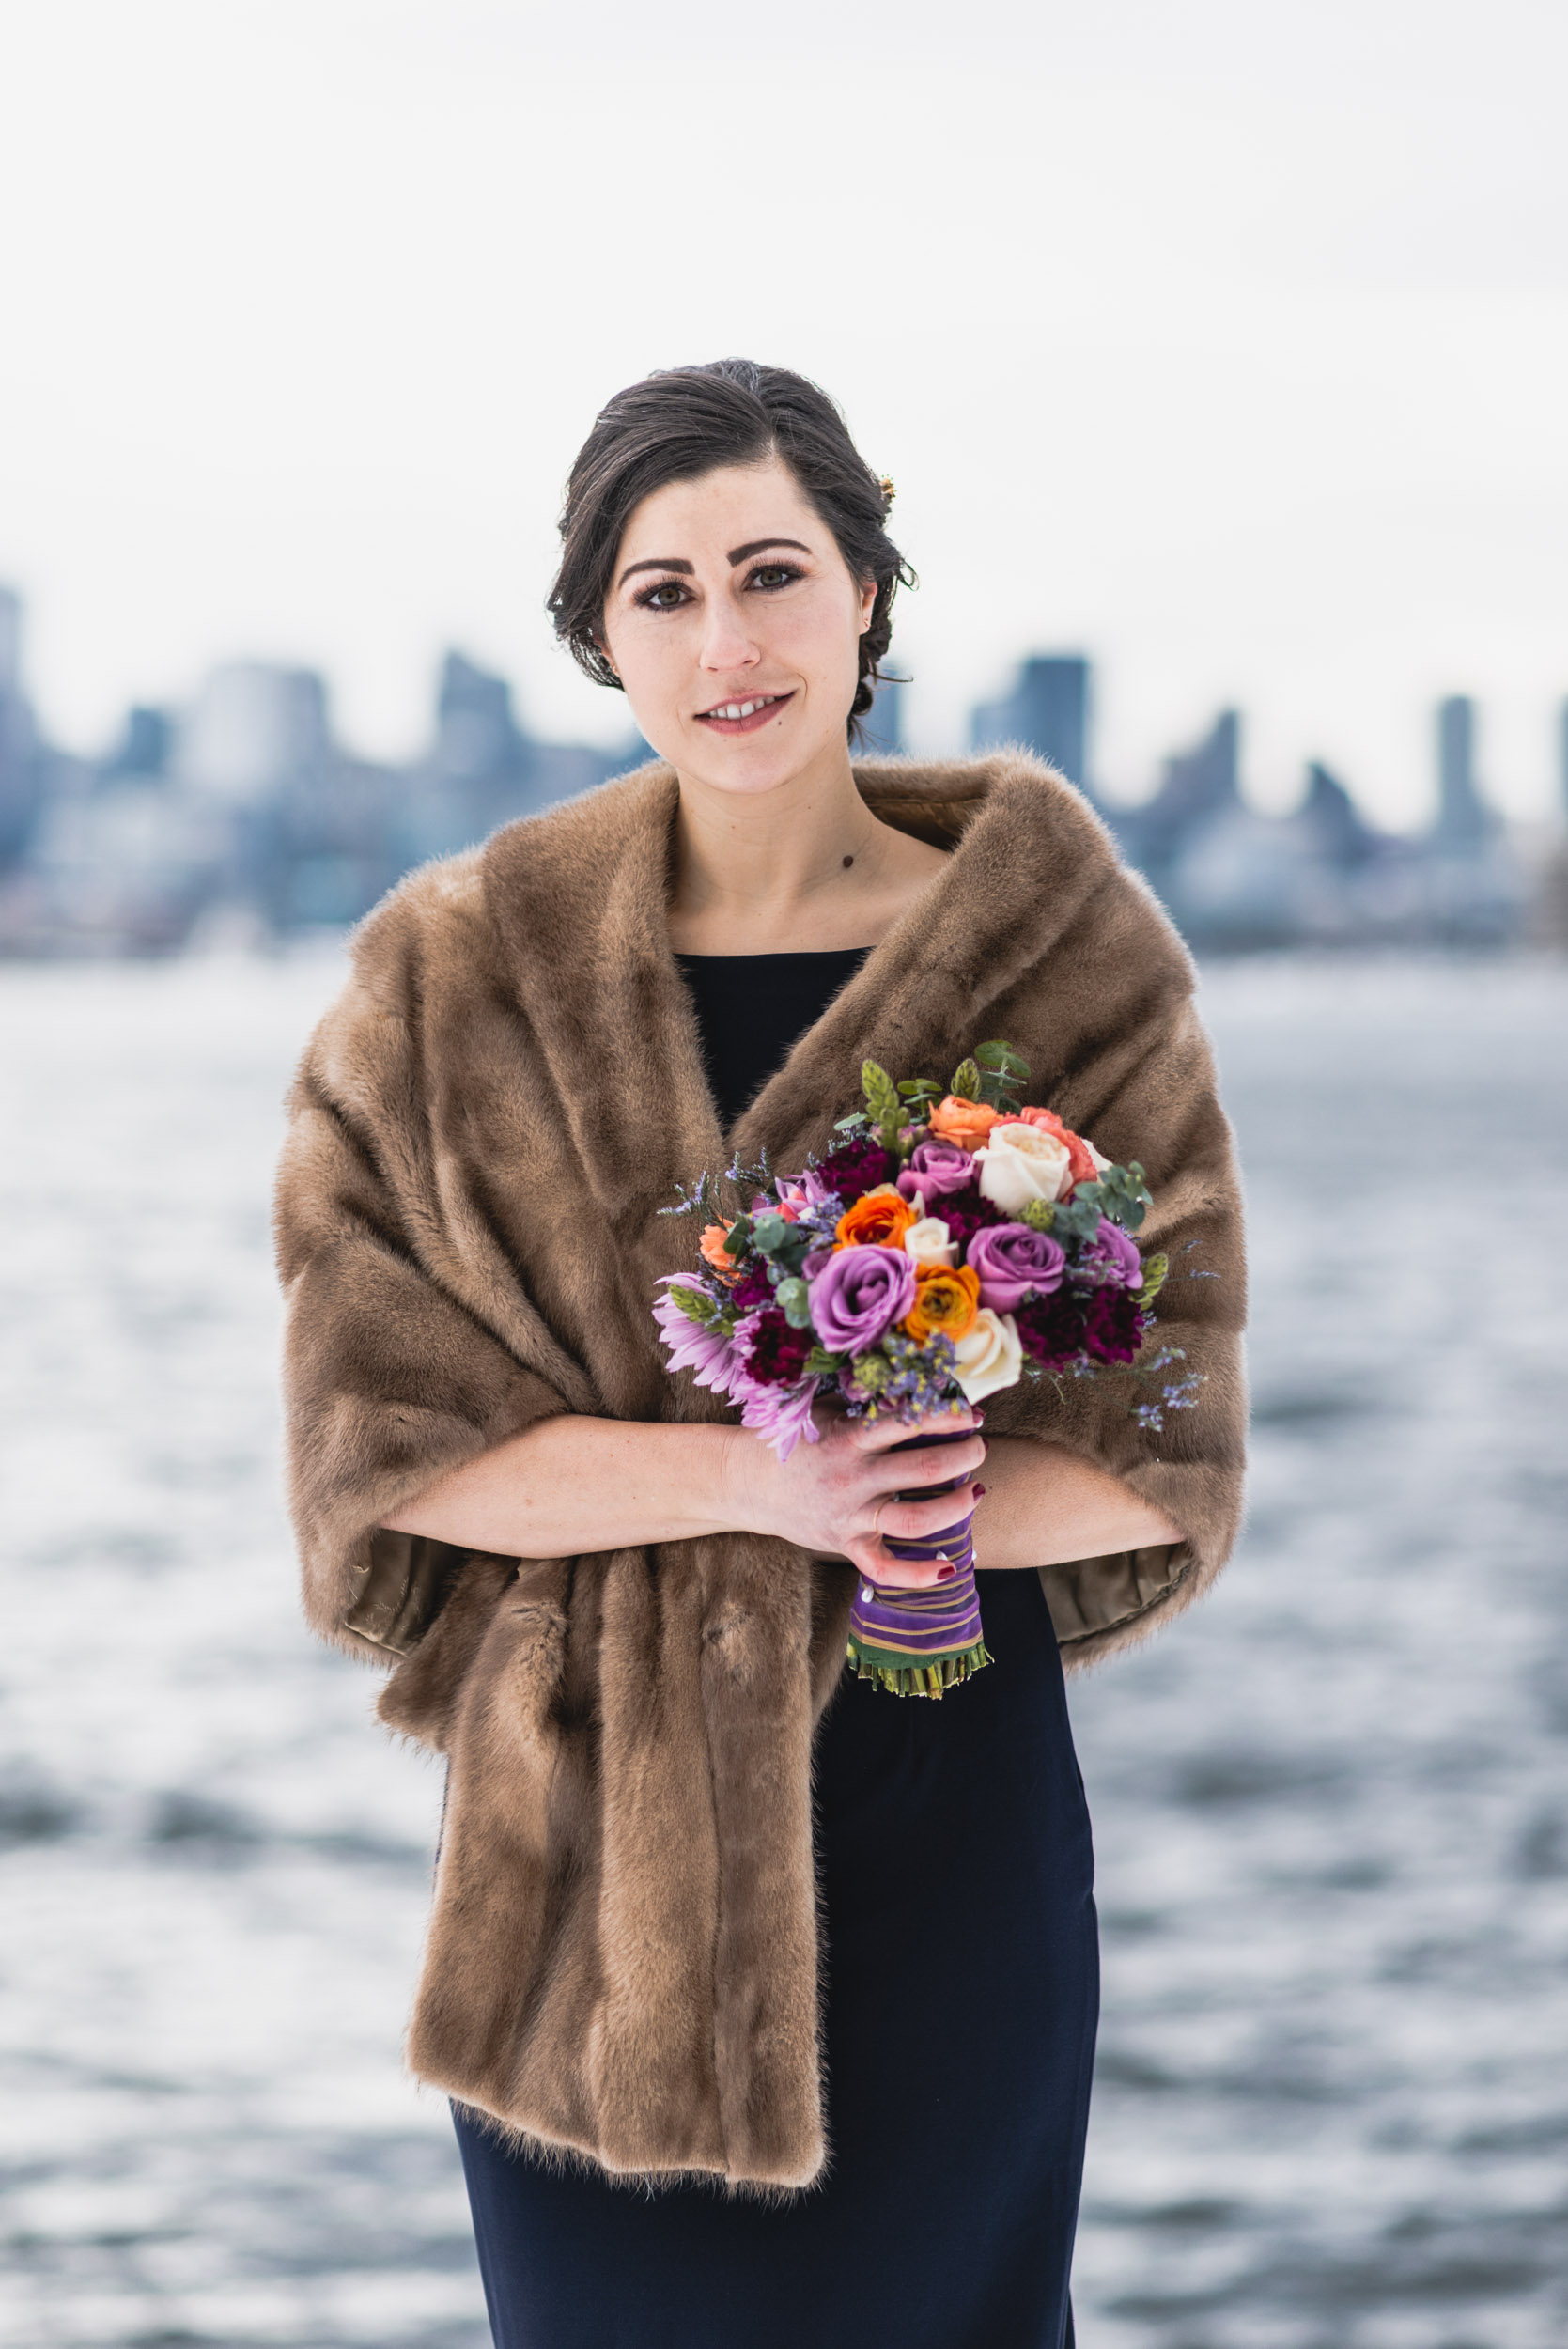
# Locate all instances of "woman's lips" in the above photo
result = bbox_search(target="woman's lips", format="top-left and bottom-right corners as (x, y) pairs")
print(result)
(695, 692), (794, 736)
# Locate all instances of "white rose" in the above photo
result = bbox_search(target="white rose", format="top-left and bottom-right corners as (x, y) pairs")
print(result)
(903, 1214), (956, 1267)
(953, 1308), (1024, 1402)
(974, 1120), (1073, 1213)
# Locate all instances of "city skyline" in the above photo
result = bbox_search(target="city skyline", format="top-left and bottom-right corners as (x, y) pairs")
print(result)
(3, 1), (1565, 827)
(2, 580), (1555, 958)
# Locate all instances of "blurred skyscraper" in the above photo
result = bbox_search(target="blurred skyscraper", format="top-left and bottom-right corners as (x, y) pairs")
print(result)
(1434, 695), (1497, 848)
(0, 585), (42, 866)
(970, 656), (1091, 790)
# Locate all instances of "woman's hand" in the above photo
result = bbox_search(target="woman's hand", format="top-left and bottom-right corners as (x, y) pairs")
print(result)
(724, 1406), (987, 1589)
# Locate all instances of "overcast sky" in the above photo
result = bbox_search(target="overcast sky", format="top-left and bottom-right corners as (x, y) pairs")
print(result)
(2, 0), (1564, 823)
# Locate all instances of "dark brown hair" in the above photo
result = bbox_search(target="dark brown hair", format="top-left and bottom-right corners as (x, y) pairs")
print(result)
(547, 359), (913, 739)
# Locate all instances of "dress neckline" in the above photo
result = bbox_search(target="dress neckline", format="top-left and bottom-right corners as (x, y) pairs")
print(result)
(673, 946), (876, 961)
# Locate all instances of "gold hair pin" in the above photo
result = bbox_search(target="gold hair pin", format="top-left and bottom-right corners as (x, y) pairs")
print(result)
(878, 475), (896, 511)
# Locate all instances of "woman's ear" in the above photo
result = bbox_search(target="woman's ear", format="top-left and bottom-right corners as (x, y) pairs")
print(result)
(859, 579), (877, 634)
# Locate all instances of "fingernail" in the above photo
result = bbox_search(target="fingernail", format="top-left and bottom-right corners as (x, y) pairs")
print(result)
(973, 1482), (987, 1500)
(938, 1564), (956, 1580)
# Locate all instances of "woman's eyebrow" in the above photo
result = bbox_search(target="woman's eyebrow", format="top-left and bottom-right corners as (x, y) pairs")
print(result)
(727, 537), (811, 565)
(616, 556), (694, 587)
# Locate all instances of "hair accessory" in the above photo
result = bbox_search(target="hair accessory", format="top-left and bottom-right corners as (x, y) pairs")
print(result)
(878, 474), (896, 511)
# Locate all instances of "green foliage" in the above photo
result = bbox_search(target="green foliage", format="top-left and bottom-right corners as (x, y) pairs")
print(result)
(973, 1039), (1031, 1112)
(805, 1344), (847, 1377)
(897, 1077), (943, 1109)
(667, 1283), (725, 1327)
(950, 1056), (981, 1100)
(1095, 1160), (1151, 1232)
(833, 1111), (872, 1137)
(774, 1276), (813, 1329)
(861, 1059), (905, 1151)
(1050, 1187), (1107, 1245)
(751, 1212), (794, 1256)
(723, 1213), (755, 1261)
(1136, 1252), (1169, 1306)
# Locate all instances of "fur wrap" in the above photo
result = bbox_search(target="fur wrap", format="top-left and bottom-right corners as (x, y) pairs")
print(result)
(273, 752), (1248, 2191)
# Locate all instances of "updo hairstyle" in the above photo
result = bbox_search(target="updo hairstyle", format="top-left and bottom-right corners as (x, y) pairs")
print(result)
(548, 359), (913, 739)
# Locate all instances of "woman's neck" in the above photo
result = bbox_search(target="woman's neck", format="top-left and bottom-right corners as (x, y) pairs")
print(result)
(666, 756), (949, 956)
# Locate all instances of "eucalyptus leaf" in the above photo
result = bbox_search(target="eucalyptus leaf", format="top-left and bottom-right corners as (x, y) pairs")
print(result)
(775, 1277), (814, 1329)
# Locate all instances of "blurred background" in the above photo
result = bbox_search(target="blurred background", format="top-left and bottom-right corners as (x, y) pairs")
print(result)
(2, 3), (1565, 2343)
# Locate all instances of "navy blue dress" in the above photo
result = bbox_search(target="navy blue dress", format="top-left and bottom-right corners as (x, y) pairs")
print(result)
(454, 950), (1098, 2349)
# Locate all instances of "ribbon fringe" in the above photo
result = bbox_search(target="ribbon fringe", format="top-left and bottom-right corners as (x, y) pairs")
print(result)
(844, 1637), (993, 1700)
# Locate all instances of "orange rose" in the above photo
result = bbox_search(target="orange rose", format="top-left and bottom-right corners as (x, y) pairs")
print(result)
(903, 1262), (981, 1344)
(1016, 1106), (1097, 1189)
(927, 1095), (999, 1152)
(835, 1183), (919, 1252)
(699, 1222), (739, 1278)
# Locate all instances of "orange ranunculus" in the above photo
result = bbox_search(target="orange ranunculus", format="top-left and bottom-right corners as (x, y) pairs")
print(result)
(699, 1221), (739, 1278)
(1016, 1106), (1097, 1189)
(927, 1094), (1000, 1151)
(903, 1262), (981, 1345)
(834, 1183), (919, 1252)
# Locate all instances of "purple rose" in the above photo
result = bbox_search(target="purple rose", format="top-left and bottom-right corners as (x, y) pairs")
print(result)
(1082, 1218), (1143, 1289)
(965, 1221), (1066, 1313)
(809, 1243), (916, 1353)
(896, 1136), (977, 1204)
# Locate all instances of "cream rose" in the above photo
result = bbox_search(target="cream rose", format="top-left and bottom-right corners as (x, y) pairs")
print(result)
(903, 1212), (957, 1267)
(952, 1308), (1024, 1402)
(974, 1119), (1073, 1213)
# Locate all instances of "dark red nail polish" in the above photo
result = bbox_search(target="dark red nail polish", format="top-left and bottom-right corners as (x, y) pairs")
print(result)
(973, 1482), (987, 1501)
(938, 1563), (956, 1580)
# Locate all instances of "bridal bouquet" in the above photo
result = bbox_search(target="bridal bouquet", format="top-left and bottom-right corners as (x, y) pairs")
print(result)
(656, 1043), (1186, 1697)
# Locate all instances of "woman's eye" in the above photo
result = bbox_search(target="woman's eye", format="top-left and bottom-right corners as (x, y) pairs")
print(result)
(749, 565), (800, 591)
(640, 581), (688, 611)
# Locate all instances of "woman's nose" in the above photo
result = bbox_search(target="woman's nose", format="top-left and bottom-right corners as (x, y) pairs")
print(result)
(699, 601), (761, 673)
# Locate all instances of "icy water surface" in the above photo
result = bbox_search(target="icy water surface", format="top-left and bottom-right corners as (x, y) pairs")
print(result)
(2, 954), (1565, 2347)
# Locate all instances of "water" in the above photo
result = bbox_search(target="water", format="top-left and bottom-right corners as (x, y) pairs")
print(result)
(2, 953), (1565, 2347)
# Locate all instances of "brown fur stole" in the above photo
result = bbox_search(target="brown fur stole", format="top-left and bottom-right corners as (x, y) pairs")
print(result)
(273, 753), (1247, 2189)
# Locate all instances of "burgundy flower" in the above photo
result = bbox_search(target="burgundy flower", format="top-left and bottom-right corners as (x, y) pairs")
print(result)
(1015, 1288), (1091, 1369)
(728, 1262), (775, 1314)
(936, 1182), (1010, 1254)
(816, 1137), (892, 1199)
(742, 1309), (815, 1387)
(1083, 1285), (1145, 1365)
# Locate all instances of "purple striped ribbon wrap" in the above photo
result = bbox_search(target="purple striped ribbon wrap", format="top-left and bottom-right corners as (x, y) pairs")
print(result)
(846, 1427), (992, 1698)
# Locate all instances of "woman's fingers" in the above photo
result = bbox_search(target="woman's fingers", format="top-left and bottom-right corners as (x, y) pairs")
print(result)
(864, 1432), (986, 1492)
(847, 1538), (951, 1588)
(846, 1404), (981, 1453)
(872, 1482), (980, 1545)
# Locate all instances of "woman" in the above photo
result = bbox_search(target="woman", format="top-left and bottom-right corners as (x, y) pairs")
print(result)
(275, 360), (1247, 2349)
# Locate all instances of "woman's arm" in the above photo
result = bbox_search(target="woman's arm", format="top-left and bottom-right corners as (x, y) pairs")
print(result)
(383, 1411), (1177, 1584)
(969, 1434), (1179, 1569)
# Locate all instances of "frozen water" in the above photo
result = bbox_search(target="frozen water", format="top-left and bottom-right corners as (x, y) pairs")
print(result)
(2, 952), (1565, 2347)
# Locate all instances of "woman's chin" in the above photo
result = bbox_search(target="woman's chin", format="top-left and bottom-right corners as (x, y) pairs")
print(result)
(676, 721), (847, 799)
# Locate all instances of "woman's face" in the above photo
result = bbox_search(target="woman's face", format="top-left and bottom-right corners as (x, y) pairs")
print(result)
(599, 454), (876, 797)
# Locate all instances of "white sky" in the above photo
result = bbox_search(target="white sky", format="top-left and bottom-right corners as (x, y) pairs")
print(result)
(2, 0), (1564, 825)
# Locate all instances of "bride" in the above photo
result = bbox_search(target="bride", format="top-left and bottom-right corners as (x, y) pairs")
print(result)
(275, 357), (1247, 2348)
